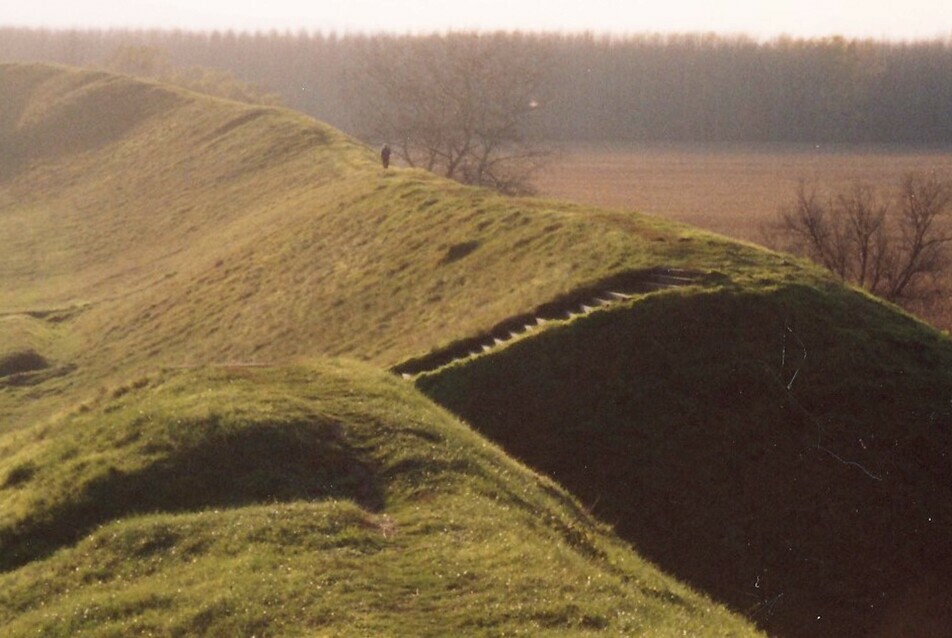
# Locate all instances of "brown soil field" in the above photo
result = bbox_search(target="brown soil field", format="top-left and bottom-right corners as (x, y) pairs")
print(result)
(534, 142), (952, 331)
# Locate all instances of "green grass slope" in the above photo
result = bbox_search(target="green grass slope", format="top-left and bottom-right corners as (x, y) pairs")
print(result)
(0, 62), (807, 431)
(417, 281), (952, 637)
(0, 360), (758, 636)
(3, 62), (950, 637)
(0, 63), (769, 635)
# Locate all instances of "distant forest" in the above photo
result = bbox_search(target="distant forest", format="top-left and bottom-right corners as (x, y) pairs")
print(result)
(4, 27), (952, 144)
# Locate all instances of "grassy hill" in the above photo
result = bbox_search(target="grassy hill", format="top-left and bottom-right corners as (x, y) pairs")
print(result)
(0, 63), (764, 635)
(0, 62), (805, 430)
(416, 281), (952, 637)
(1, 61), (950, 637)
(0, 360), (758, 636)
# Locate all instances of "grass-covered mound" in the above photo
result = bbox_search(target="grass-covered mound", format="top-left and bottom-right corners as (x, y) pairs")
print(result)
(417, 281), (952, 637)
(0, 360), (758, 636)
(4, 62), (951, 637)
(0, 62), (810, 432)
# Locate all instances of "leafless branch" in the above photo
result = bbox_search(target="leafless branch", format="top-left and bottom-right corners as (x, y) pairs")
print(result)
(768, 172), (952, 302)
(346, 33), (551, 195)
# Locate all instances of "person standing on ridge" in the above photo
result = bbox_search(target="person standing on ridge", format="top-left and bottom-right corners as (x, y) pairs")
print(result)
(380, 143), (391, 169)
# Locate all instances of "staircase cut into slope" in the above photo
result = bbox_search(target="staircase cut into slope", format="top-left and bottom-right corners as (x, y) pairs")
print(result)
(0, 360), (761, 637)
(0, 62), (807, 404)
(394, 267), (714, 377)
(416, 281), (952, 638)
(7, 62), (944, 638)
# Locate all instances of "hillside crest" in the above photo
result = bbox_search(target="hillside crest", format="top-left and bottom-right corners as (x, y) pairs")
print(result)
(3, 63), (952, 637)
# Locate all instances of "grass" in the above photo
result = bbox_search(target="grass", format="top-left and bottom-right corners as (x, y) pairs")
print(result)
(0, 360), (757, 636)
(0, 63), (769, 635)
(534, 141), (952, 331)
(417, 280), (952, 637)
(3, 62), (952, 637)
(0, 62), (816, 433)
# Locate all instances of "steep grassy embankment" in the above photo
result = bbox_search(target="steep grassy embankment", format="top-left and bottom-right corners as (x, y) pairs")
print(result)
(3, 62), (951, 637)
(417, 281), (952, 637)
(0, 360), (757, 636)
(0, 63), (767, 635)
(0, 62), (811, 431)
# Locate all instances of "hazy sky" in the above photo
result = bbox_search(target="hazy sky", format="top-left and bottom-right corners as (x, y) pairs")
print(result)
(3, 0), (951, 40)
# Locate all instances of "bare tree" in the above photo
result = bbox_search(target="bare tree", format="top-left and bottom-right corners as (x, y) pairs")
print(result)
(770, 173), (952, 301)
(347, 33), (550, 195)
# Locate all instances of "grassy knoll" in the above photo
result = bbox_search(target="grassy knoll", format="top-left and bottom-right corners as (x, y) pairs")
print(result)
(0, 360), (756, 636)
(0, 63), (770, 635)
(3, 62), (951, 637)
(417, 280), (952, 637)
(0, 62), (813, 432)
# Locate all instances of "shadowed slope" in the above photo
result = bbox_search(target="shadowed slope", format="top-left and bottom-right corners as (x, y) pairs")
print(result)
(417, 282), (952, 638)
(0, 361), (759, 637)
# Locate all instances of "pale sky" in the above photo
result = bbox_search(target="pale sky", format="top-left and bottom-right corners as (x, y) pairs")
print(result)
(2, 0), (951, 41)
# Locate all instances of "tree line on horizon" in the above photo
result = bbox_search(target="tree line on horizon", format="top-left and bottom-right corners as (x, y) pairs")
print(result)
(4, 26), (952, 144)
